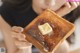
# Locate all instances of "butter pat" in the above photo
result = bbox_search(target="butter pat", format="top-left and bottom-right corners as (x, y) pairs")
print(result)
(38, 23), (53, 35)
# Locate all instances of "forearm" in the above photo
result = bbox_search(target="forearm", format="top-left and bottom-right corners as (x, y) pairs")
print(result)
(0, 15), (17, 53)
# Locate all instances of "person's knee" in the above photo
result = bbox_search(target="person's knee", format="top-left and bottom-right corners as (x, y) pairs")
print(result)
(0, 30), (4, 41)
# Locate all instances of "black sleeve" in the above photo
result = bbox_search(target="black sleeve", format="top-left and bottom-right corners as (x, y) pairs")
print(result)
(2, 0), (32, 6)
(0, 0), (38, 28)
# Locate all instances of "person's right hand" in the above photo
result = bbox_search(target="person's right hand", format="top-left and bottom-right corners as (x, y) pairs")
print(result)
(55, 2), (79, 16)
(32, 0), (79, 16)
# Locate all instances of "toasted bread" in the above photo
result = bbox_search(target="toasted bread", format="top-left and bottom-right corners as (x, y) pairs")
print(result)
(23, 9), (75, 53)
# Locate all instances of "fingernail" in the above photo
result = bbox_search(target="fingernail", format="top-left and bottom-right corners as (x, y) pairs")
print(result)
(12, 26), (24, 33)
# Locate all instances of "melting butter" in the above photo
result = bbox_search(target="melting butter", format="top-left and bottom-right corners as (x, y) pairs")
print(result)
(38, 23), (53, 35)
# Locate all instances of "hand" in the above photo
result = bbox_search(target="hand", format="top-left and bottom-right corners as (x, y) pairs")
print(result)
(4, 26), (32, 53)
(55, 2), (79, 16)
(7, 26), (32, 53)
(32, 0), (79, 16)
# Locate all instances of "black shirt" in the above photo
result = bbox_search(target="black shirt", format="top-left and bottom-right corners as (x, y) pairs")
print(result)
(0, 0), (37, 28)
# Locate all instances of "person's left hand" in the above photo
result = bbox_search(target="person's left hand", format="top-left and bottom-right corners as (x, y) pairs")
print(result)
(11, 26), (32, 53)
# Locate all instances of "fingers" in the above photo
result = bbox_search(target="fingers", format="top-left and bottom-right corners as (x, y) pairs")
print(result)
(65, 2), (71, 8)
(15, 40), (32, 49)
(55, 2), (79, 16)
(11, 26), (32, 53)
(15, 39), (32, 53)
(70, 2), (78, 9)
(12, 26), (26, 41)
(76, 2), (79, 5)
(12, 32), (26, 41)
(12, 26), (24, 33)
(55, 3), (70, 16)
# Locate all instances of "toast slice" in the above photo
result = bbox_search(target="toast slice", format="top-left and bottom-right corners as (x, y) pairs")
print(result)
(23, 9), (75, 53)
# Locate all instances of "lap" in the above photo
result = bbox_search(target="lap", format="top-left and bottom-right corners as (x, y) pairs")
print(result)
(0, 30), (5, 47)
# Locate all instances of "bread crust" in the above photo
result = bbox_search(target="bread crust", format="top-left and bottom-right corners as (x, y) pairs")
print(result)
(23, 9), (75, 53)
